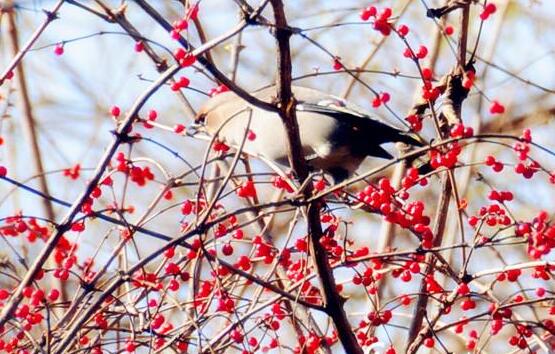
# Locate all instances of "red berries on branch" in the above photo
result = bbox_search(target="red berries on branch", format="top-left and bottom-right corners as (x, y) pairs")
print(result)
(360, 6), (393, 36)
(489, 100), (505, 114)
(173, 48), (196, 67)
(54, 43), (64, 56)
(480, 3), (497, 20)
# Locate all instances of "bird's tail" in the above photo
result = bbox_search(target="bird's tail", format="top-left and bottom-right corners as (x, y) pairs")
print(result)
(357, 118), (431, 173)
(412, 157), (433, 175)
(393, 131), (433, 174)
(394, 131), (425, 147)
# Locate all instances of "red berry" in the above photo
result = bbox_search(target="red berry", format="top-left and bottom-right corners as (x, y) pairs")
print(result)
(421, 67), (433, 80)
(187, 3), (199, 21)
(403, 48), (414, 59)
(165, 262), (180, 275)
(170, 29), (180, 40)
(360, 6), (376, 21)
(463, 126), (474, 137)
(125, 341), (137, 352)
(22, 287), (33, 298)
(489, 100), (505, 114)
(461, 298), (476, 310)
(314, 178), (326, 191)
(397, 24), (409, 37)
(333, 57), (343, 70)
(450, 123), (465, 138)
(54, 43), (64, 56)
(48, 289), (60, 301)
(416, 45), (428, 59)
(148, 109), (158, 121)
(174, 48), (186, 60)
(179, 52), (196, 67)
(457, 283), (470, 295)
(178, 76), (190, 88)
(463, 70), (476, 89)
(485, 3), (497, 14)
(164, 247), (175, 258)
(168, 279), (179, 291)
(492, 161), (504, 172)
(181, 200), (193, 215)
(379, 7), (392, 20)
(111, 105), (121, 117)
(222, 243), (234, 256)
(360, 11), (371, 21)
(134, 41), (144, 52)
(174, 124), (185, 133)
(521, 128), (532, 142)
(400, 270), (412, 282)
(444, 25), (454, 35)
(484, 155), (497, 168)
(174, 19), (188, 31)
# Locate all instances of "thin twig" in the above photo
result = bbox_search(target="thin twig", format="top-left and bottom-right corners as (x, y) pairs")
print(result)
(0, 0), (65, 84)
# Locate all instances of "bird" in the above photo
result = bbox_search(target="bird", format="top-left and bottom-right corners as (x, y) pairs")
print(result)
(194, 86), (423, 183)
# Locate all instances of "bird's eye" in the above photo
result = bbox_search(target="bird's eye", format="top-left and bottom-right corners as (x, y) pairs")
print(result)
(195, 113), (206, 124)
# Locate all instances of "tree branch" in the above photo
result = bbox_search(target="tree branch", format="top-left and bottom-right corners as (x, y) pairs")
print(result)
(0, 0), (65, 84)
(133, 0), (278, 113)
(269, 1), (363, 353)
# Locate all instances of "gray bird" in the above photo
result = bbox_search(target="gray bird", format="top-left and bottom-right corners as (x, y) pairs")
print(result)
(195, 86), (422, 183)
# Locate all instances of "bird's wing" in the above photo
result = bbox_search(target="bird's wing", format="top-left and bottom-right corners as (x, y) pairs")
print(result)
(297, 100), (422, 148)
(297, 101), (366, 118)
(296, 93), (368, 117)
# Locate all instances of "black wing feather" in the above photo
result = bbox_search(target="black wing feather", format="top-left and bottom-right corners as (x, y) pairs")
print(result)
(297, 102), (422, 147)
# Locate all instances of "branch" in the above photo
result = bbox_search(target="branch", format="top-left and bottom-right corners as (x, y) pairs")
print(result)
(341, 0), (412, 99)
(0, 64), (181, 330)
(0, 0), (64, 84)
(6, 4), (64, 317)
(87, 0), (196, 117)
(133, 0), (278, 113)
(482, 106), (555, 134)
(92, 0), (168, 72)
(406, 2), (471, 350)
(269, 1), (363, 353)
(405, 174), (452, 349)
(5, 10), (56, 228)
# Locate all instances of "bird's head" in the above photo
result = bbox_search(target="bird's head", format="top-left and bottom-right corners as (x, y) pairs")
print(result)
(191, 91), (244, 135)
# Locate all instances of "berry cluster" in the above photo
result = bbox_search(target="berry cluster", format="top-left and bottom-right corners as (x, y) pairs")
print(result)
(360, 6), (394, 36)
(429, 142), (462, 169)
(479, 3), (497, 21)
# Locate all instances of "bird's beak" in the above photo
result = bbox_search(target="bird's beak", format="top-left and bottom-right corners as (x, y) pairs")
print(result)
(187, 122), (204, 136)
